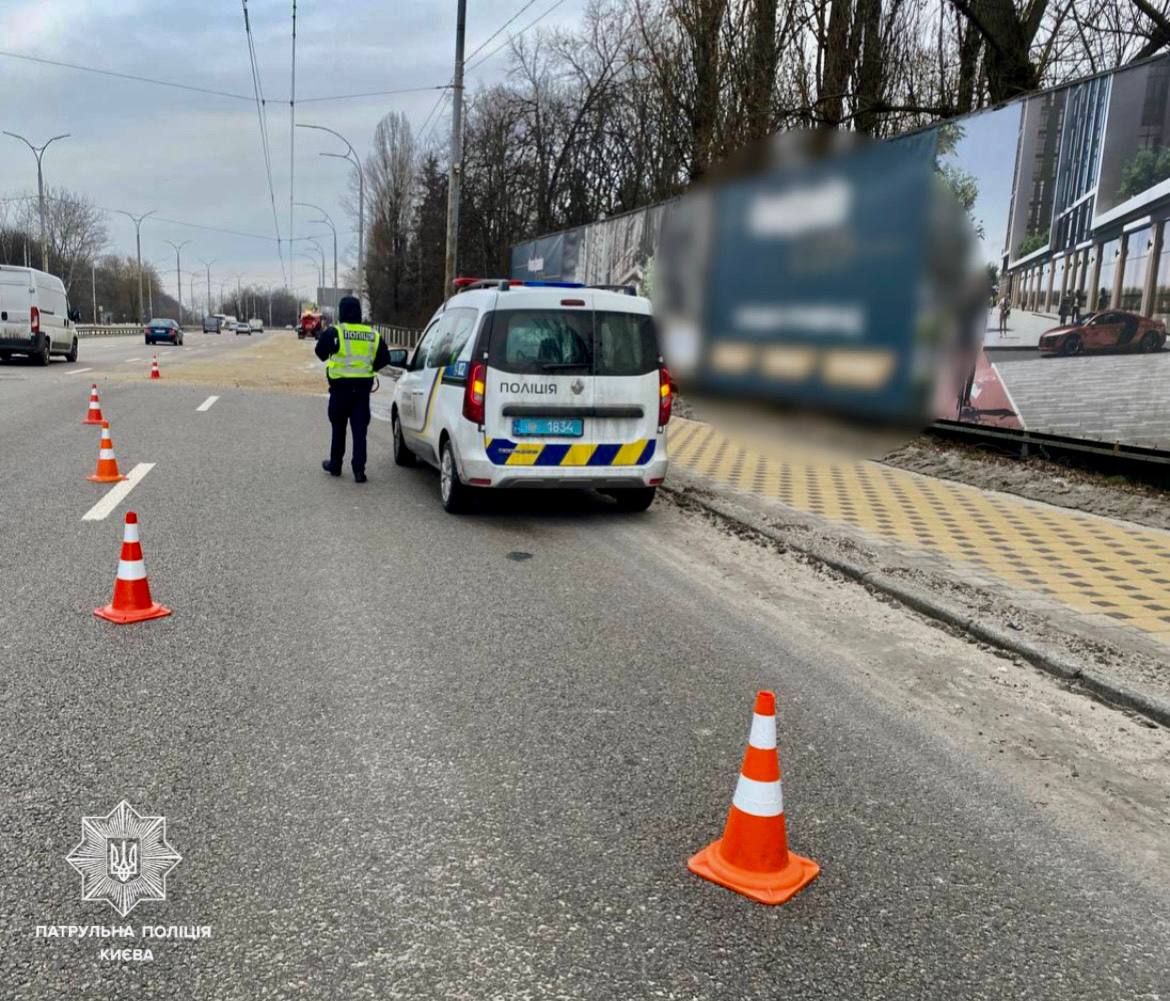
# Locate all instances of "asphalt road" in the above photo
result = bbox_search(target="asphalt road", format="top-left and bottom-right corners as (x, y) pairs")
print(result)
(1, 332), (1167, 1000)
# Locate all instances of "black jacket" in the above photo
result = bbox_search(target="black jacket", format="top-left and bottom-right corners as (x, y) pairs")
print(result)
(315, 324), (392, 379)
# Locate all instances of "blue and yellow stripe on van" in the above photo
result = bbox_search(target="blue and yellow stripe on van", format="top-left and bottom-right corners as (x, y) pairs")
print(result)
(485, 438), (657, 467)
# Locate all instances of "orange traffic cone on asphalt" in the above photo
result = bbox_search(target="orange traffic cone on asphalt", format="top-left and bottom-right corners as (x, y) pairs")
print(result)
(688, 690), (819, 905)
(82, 383), (104, 424)
(150, 354), (160, 380)
(86, 421), (128, 483)
(94, 511), (171, 624)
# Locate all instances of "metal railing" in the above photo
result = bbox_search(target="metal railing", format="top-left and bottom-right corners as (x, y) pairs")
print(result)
(371, 323), (422, 348)
(76, 324), (142, 338)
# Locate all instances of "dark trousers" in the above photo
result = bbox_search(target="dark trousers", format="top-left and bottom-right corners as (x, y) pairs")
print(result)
(327, 380), (372, 473)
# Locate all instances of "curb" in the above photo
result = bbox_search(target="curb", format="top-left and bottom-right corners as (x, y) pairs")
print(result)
(663, 482), (1170, 730)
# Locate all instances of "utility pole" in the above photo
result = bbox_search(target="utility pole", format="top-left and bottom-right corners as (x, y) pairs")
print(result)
(297, 124), (363, 300)
(165, 240), (191, 327)
(3, 131), (70, 271)
(199, 258), (218, 318)
(91, 260), (98, 323)
(190, 272), (198, 319)
(116, 209), (156, 323)
(444, 0), (467, 295)
(295, 201), (338, 287)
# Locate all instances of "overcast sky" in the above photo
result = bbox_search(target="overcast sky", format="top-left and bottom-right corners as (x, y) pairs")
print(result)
(0, 0), (585, 303)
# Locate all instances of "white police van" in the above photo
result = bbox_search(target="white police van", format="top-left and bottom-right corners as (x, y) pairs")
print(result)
(388, 279), (672, 513)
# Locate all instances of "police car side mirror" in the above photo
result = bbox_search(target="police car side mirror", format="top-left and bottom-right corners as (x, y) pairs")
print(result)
(386, 348), (409, 368)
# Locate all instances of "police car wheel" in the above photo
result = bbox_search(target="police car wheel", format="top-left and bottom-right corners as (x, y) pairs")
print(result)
(439, 440), (470, 514)
(392, 413), (416, 467)
(609, 487), (657, 512)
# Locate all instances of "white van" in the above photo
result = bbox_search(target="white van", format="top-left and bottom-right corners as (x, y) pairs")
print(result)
(0, 265), (79, 365)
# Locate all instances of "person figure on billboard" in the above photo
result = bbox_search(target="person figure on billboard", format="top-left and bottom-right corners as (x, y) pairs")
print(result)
(999, 297), (1010, 334)
(1058, 295), (1070, 326)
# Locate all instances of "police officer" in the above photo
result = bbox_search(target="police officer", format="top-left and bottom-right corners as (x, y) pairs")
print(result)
(315, 295), (391, 483)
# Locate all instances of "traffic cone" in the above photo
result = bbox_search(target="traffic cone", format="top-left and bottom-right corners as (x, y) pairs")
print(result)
(688, 691), (819, 905)
(150, 354), (160, 380)
(82, 383), (104, 424)
(94, 511), (171, 624)
(86, 421), (128, 483)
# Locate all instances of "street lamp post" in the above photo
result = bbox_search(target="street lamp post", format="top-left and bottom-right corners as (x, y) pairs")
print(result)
(165, 240), (191, 327)
(294, 201), (338, 287)
(3, 131), (70, 271)
(296, 124), (363, 299)
(116, 209), (156, 323)
(199, 258), (219, 319)
(305, 238), (327, 289)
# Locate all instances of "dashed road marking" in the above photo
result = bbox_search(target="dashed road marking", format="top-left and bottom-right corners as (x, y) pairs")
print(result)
(126, 357), (142, 363)
(82, 462), (155, 522)
(196, 395), (219, 412)
(65, 367), (94, 375)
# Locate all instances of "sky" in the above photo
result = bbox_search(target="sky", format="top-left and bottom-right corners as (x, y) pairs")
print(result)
(940, 102), (1022, 270)
(0, 0), (587, 306)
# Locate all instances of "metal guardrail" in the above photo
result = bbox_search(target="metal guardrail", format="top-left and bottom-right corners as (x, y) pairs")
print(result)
(76, 324), (143, 338)
(371, 324), (422, 348)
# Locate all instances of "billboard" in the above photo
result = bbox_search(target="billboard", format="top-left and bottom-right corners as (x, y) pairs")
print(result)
(511, 54), (1170, 452)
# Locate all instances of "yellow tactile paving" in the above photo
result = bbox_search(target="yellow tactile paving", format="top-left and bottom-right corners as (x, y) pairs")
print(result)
(668, 418), (1170, 642)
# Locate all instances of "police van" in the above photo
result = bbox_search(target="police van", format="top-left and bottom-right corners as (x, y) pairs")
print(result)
(388, 279), (672, 513)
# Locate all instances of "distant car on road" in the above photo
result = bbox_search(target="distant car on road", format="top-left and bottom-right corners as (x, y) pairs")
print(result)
(390, 279), (671, 514)
(234, 321), (252, 335)
(0, 265), (80, 365)
(203, 313), (228, 333)
(145, 318), (183, 346)
(249, 317), (264, 333)
(1039, 310), (1166, 356)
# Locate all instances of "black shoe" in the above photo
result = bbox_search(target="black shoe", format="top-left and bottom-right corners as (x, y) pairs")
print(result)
(322, 460), (341, 476)
(353, 471), (368, 483)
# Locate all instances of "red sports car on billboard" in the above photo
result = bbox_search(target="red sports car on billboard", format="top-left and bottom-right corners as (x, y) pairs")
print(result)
(1038, 310), (1166, 356)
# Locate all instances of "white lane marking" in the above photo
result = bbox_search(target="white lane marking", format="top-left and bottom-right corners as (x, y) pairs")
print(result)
(65, 367), (94, 375)
(196, 395), (219, 412)
(126, 357), (142, 363)
(82, 463), (155, 522)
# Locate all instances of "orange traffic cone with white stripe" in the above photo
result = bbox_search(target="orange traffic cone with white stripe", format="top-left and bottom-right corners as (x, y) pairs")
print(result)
(82, 383), (104, 424)
(688, 690), (819, 905)
(150, 354), (160, 380)
(86, 421), (128, 483)
(94, 511), (171, 624)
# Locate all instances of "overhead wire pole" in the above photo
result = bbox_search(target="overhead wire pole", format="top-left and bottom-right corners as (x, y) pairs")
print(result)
(164, 240), (191, 326)
(289, 0), (297, 288)
(3, 131), (70, 271)
(444, 0), (467, 296)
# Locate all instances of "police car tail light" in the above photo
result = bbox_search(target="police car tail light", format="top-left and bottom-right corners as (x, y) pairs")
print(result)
(463, 360), (487, 424)
(30, 306), (40, 334)
(658, 365), (673, 426)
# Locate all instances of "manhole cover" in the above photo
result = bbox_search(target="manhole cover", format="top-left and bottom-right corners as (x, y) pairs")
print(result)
(506, 551), (533, 562)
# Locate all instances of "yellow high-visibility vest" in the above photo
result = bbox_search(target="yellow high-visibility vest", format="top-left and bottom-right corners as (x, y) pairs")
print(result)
(326, 323), (380, 379)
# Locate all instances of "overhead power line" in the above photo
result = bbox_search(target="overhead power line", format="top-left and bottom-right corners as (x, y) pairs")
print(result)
(299, 84), (448, 104)
(466, 0), (572, 72)
(464, 0), (541, 64)
(0, 49), (254, 100)
(242, 0), (288, 285)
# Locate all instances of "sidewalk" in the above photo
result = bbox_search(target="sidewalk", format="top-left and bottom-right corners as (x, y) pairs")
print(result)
(665, 417), (1170, 714)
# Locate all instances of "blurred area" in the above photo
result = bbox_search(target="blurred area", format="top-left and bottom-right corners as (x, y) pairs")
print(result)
(654, 127), (987, 461)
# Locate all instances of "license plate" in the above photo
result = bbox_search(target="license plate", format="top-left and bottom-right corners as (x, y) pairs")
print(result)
(512, 418), (583, 438)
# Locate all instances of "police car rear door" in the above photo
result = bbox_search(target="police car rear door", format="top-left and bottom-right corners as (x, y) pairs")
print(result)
(482, 288), (597, 466)
(588, 298), (662, 467)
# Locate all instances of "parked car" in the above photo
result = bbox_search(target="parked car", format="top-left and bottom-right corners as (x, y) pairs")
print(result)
(0, 265), (80, 365)
(1039, 310), (1166, 356)
(234, 321), (252, 335)
(146, 318), (183, 346)
(390, 279), (671, 514)
(249, 317), (264, 333)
